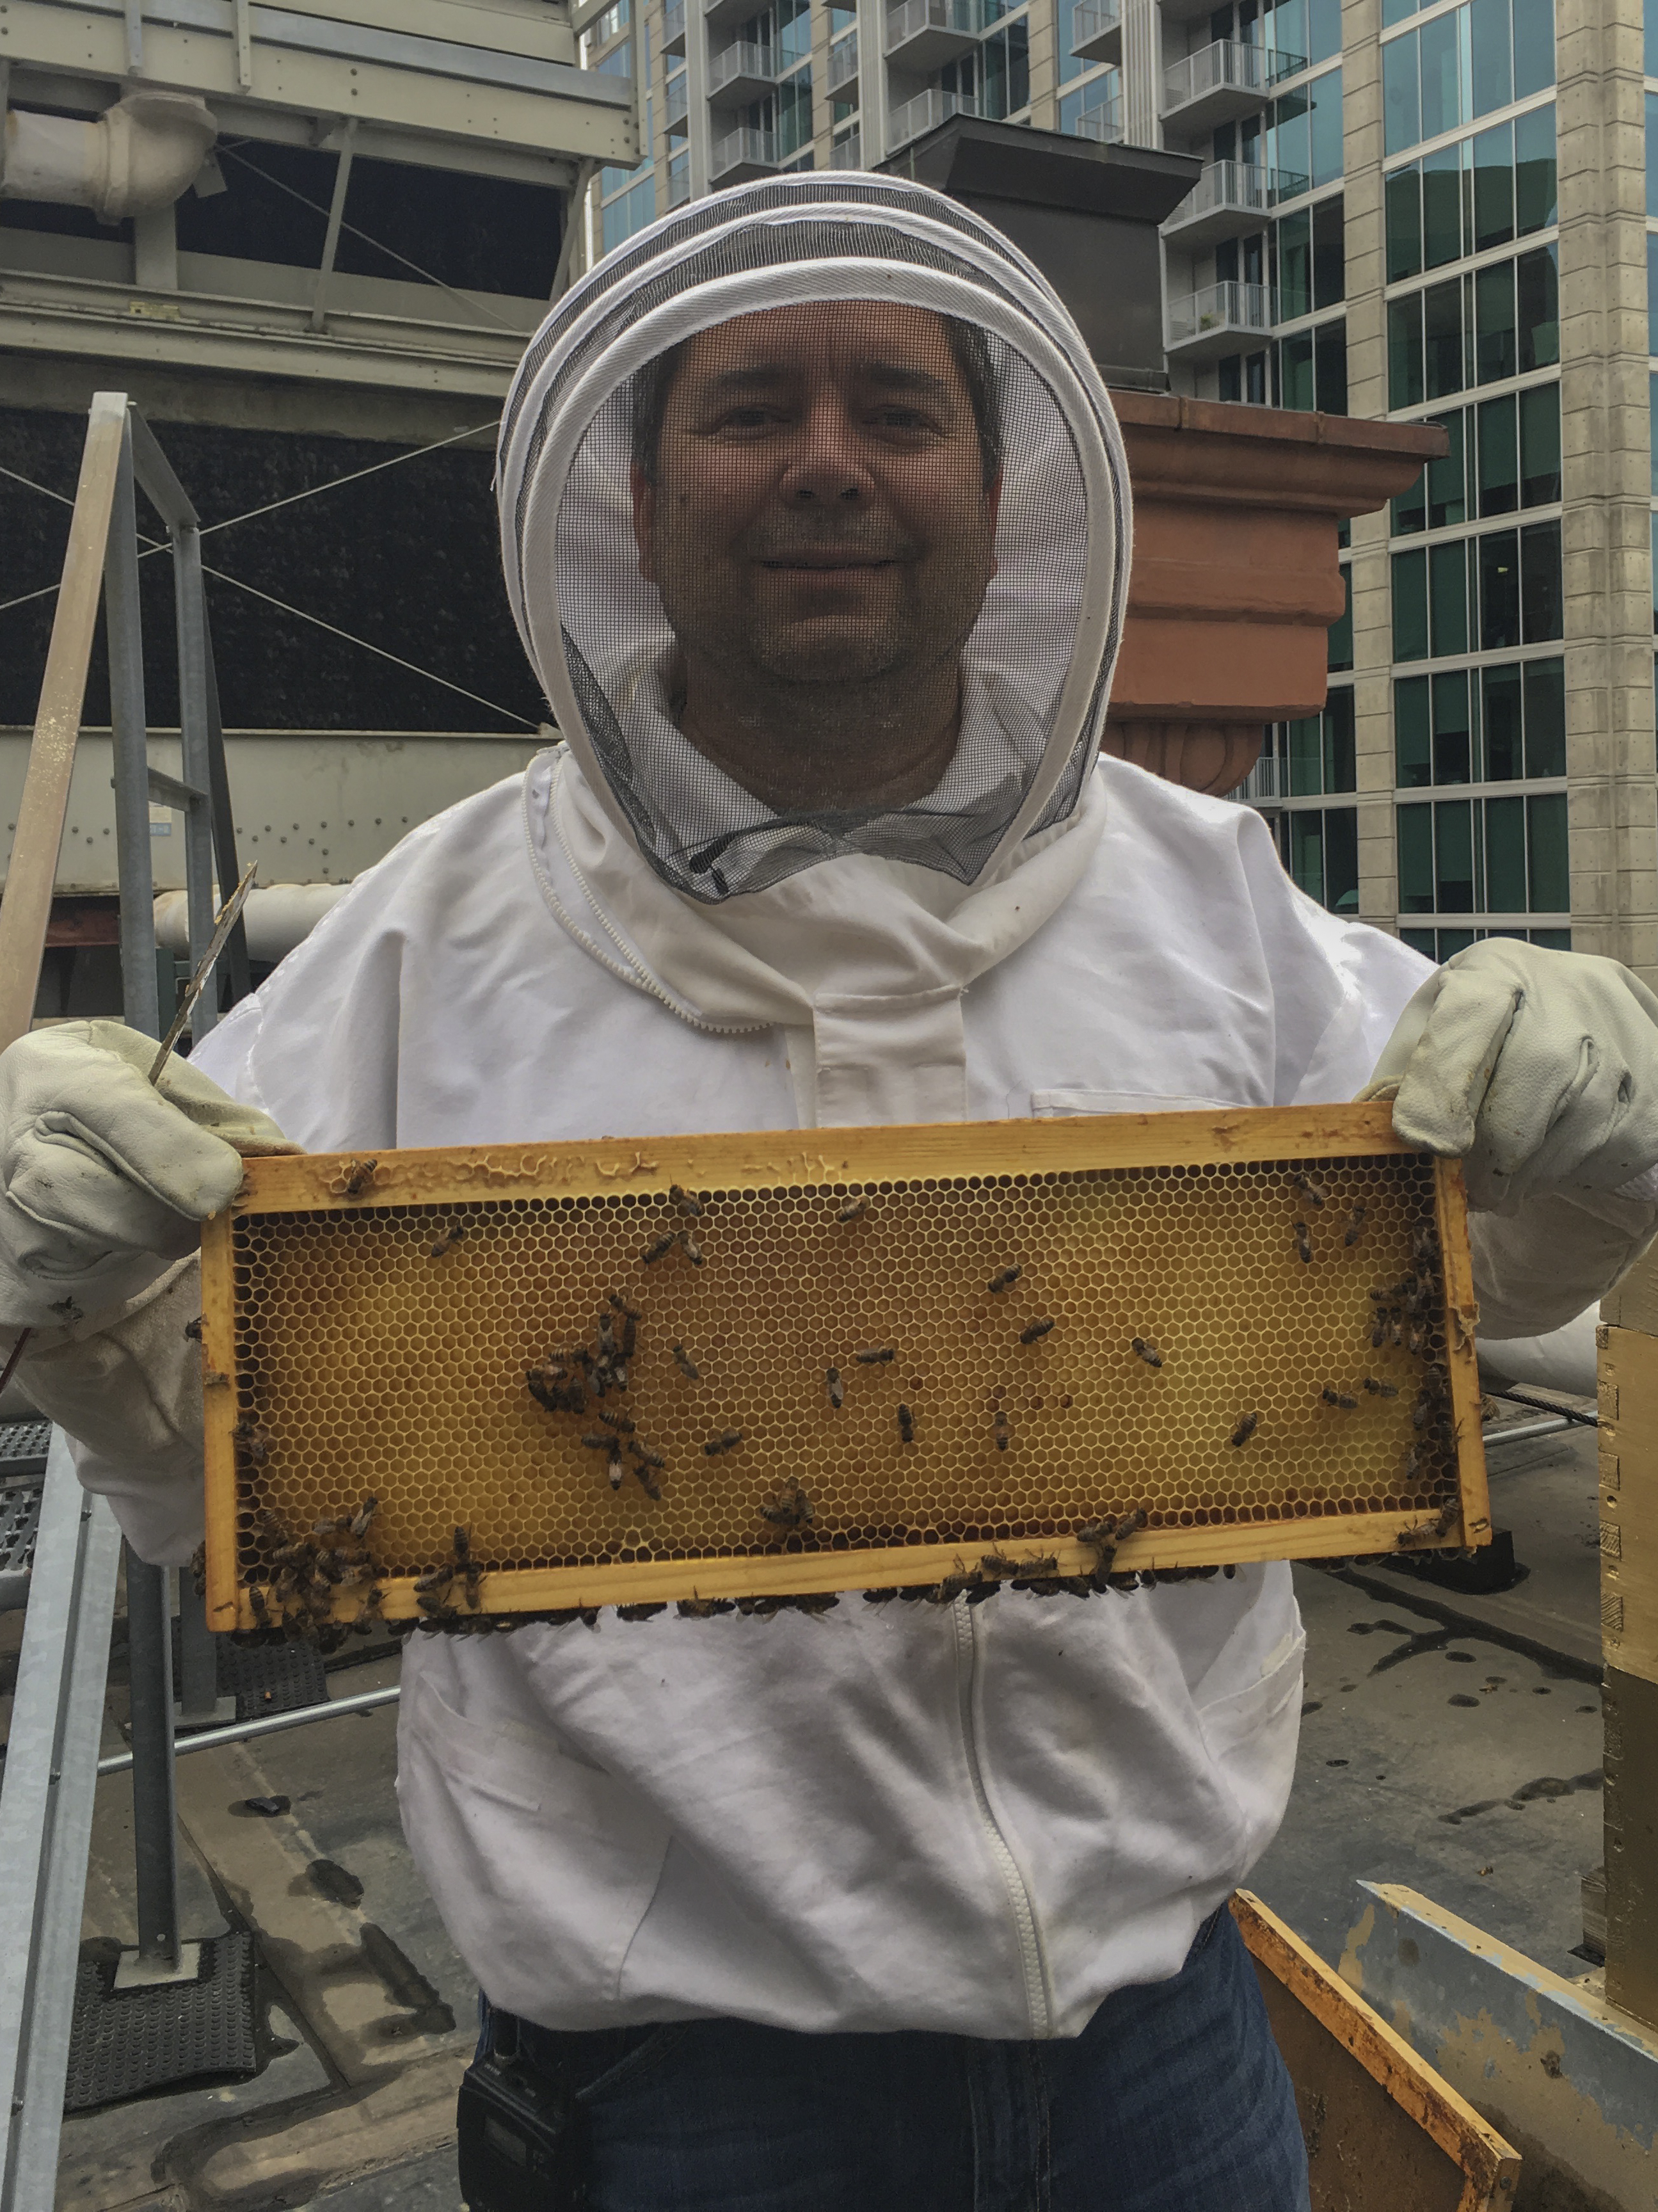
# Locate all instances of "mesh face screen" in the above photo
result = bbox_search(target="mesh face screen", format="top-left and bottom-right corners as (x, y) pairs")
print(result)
(200, 1109), (1492, 1630)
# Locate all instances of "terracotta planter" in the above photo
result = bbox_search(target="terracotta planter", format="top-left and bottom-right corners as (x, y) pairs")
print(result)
(1105, 395), (1446, 794)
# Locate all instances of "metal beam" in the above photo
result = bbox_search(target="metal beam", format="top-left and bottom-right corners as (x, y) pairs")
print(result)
(97, 1680), (402, 1774)
(105, 413), (161, 1043)
(310, 118), (358, 333)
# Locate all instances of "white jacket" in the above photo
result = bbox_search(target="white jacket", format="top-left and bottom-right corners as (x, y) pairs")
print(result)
(167, 748), (1433, 2041)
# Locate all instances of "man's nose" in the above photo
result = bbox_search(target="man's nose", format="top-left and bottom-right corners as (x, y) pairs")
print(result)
(779, 394), (873, 504)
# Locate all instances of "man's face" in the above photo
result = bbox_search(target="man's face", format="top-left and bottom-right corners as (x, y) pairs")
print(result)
(631, 302), (1000, 691)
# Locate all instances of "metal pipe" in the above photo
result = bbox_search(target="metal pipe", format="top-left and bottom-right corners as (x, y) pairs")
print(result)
(202, 623), (251, 1005)
(175, 1576), (221, 1726)
(104, 415), (161, 1043)
(97, 1680), (401, 1776)
(122, 1553), (180, 1970)
(1484, 1415), (1573, 1448)
(172, 525), (218, 1033)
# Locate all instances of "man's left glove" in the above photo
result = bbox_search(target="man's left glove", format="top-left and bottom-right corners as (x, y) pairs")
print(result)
(1362, 940), (1658, 1337)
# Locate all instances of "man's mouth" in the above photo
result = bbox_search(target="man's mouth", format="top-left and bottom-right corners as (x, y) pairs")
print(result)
(758, 554), (896, 571)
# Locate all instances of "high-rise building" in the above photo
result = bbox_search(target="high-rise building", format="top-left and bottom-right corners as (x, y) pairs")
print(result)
(578, 0), (1656, 982)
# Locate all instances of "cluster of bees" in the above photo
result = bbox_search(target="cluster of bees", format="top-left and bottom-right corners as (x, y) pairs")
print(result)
(232, 1495), (387, 1649)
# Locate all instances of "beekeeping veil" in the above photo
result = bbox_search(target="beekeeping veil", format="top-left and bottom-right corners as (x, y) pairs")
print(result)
(498, 174), (1133, 1126)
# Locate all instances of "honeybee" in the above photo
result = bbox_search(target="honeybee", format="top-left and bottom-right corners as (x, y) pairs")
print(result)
(1114, 1507), (1149, 1541)
(854, 1347), (895, 1365)
(1370, 1320), (1387, 1351)
(826, 1366), (845, 1409)
(1321, 1388), (1358, 1410)
(978, 1552), (1024, 1578)
(617, 1602), (667, 1621)
(341, 1158), (377, 1197)
(1362, 1377), (1398, 1399)
(629, 1439), (667, 1470)
(861, 1587), (901, 1605)
(608, 1440), (625, 1491)
(1131, 1338), (1163, 1368)
(642, 1234), (676, 1264)
(704, 1429), (744, 1455)
(609, 1293), (644, 1321)
(672, 1342), (702, 1380)
(1009, 1555), (1060, 1583)
(1344, 1205), (1368, 1248)
(1294, 1173), (1327, 1208)
(838, 1198), (869, 1223)
(1396, 1503), (1459, 1547)
(1019, 1318), (1055, 1345)
(581, 1432), (612, 1450)
(671, 1184), (704, 1218)
(792, 1591), (840, 1616)
(248, 1585), (270, 1627)
(184, 1315), (204, 1342)
(628, 1441), (666, 1500)
(988, 1267), (1021, 1294)
(678, 1595), (735, 1618)
(1294, 1222), (1313, 1265)
(994, 1409), (1010, 1450)
(1231, 1411), (1259, 1447)
(678, 1231), (705, 1267)
(350, 1496), (379, 1539)
(760, 1482), (813, 1531)
(232, 1419), (274, 1467)
(1407, 1322), (1428, 1356)
(429, 1227), (466, 1257)
(897, 1405), (915, 1444)
(598, 1409), (637, 1434)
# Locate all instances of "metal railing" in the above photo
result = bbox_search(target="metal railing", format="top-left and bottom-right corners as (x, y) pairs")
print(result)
(1071, 96), (1125, 142)
(663, 0), (686, 43)
(666, 74), (689, 122)
(707, 38), (778, 95)
(1166, 278), (1275, 346)
(1161, 38), (1305, 112)
(888, 86), (978, 147)
(1071, 0), (1121, 48)
(1165, 157), (1310, 228)
(884, 0), (983, 51)
(831, 129), (864, 167)
(710, 124), (780, 176)
(667, 164), (692, 204)
(829, 29), (859, 88)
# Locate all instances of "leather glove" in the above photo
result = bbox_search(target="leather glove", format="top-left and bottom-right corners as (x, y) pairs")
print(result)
(0, 1018), (294, 1330)
(1361, 941), (1658, 1214)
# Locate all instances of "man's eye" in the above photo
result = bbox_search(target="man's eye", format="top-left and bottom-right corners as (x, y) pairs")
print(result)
(717, 407), (783, 430)
(872, 407), (937, 432)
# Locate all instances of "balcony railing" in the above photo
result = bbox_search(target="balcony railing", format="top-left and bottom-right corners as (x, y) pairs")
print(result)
(662, 0), (687, 49)
(1071, 95), (1124, 143)
(707, 39), (779, 100)
(710, 125), (781, 179)
(1165, 158), (1309, 230)
(666, 74), (689, 122)
(886, 86), (978, 147)
(884, 0), (984, 60)
(667, 166), (692, 206)
(1165, 278), (1275, 349)
(830, 129), (863, 167)
(1162, 39), (1305, 115)
(829, 30), (859, 89)
(1070, 0), (1121, 59)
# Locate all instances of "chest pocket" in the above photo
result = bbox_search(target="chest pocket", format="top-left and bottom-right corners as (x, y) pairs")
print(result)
(1031, 1089), (1236, 1119)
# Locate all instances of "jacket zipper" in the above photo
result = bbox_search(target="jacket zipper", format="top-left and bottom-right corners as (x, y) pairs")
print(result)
(952, 1601), (1052, 2038)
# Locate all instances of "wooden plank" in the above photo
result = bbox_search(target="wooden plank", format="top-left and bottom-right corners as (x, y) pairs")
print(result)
(0, 394), (126, 1055)
(1601, 1240), (1658, 1340)
(1233, 1891), (1520, 2212)
(1605, 1665), (1658, 2033)
(1597, 1326), (1658, 1689)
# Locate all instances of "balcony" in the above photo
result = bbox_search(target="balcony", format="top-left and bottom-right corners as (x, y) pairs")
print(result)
(1162, 159), (1309, 248)
(1070, 0), (1122, 66)
(708, 40), (779, 105)
(704, 0), (762, 38)
(662, 0), (687, 52)
(831, 129), (863, 167)
(829, 29), (859, 91)
(1161, 40), (1304, 135)
(710, 124), (782, 181)
(667, 164), (692, 205)
(1165, 278), (1275, 361)
(666, 73), (689, 124)
(1070, 94), (1124, 143)
(887, 86), (978, 148)
(884, 0), (983, 71)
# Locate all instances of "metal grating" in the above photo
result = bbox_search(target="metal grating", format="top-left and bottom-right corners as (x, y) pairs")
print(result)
(0, 1466), (45, 1614)
(199, 1106), (1491, 1624)
(63, 1932), (258, 2111)
(0, 1419), (51, 1475)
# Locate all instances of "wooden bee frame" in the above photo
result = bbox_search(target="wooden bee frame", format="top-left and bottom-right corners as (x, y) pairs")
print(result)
(200, 1103), (1490, 1630)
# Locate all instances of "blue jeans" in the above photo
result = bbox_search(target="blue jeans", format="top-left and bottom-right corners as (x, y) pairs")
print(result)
(477, 1906), (1311, 2211)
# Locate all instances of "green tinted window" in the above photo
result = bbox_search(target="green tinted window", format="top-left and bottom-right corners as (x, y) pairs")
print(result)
(1325, 806), (1359, 910)
(1383, 31), (1421, 156)
(1288, 714), (1324, 795)
(1479, 528), (1521, 650)
(1477, 392), (1519, 515)
(1518, 383), (1560, 505)
(1393, 549), (1430, 660)
(1325, 686), (1357, 789)
(1483, 794), (1527, 910)
(1277, 207), (1312, 318)
(1481, 663), (1524, 778)
(1389, 292), (1425, 407)
(1312, 195), (1344, 308)
(1435, 799), (1476, 911)
(1398, 802), (1435, 910)
(1386, 164), (1423, 280)
(1289, 812), (1325, 899)
(1474, 260), (1517, 382)
(1471, 120), (1514, 250)
(1424, 278), (1464, 398)
(1422, 142), (1464, 267)
(1280, 330), (1315, 409)
(1431, 669), (1472, 782)
(1430, 540), (1470, 654)
(1522, 657), (1565, 775)
(1510, 0), (1553, 97)
(1513, 103), (1556, 232)
(1328, 563), (1354, 670)
(1396, 674), (1433, 786)
(1517, 244), (1558, 369)
(1428, 409), (1468, 527)
(1520, 519), (1561, 640)
(1470, 0), (1512, 115)
(1527, 791), (1568, 910)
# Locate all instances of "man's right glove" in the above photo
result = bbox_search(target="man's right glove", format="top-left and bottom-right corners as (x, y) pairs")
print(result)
(0, 1018), (294, 1331)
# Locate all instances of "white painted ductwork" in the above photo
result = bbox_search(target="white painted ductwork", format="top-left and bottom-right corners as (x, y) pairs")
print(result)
(1, 92), (217, 221)
(155, 883), (351, 966)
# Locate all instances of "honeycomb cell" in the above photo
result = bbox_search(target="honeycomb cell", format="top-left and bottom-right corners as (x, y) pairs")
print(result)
(206, 1130), (1483, 1622)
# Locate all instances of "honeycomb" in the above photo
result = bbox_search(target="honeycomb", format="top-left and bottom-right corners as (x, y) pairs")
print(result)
(198, 1107), (1490, 1628)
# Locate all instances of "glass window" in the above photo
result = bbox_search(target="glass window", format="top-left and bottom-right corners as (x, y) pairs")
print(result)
(1472, 121), (1515, 250)
(1399, 801), (1435, 910)
(1316, 317), (1348, 412)
(1479, 527), (1521, 648)
(1325, 685), (1357, 787)
(1470, 0), (1513, 115)
(1309, 65), (1343, 185)
(1280, 329), (1316, 407)
(778, 0), (811, 63)
(1324, 807), (1360, 911)
(1288, 714), (1323, 794)
(1519, 383), (1560, 504)
(1514, 103), (1556, 232)
(1520, 518), (1562, 639)
(1384, 31), (1421, 155)
(1431, 668), (1473, 781)
(1430, 539), (1470, 653)
(1389, 291), (1425, 407)
(1383, 0), (1417, 25)
(1422, 141), (1464, 266)
(1517, 244), (1559, 369)
(1218, 353), (1243, 401)
(1648, 92), (1658, 218)
(1288, 812), (1326, 901)
(1483, 793), (1527, 910)
(1394, 548), (1430, 659)
(1648, 0), (1658, 76)
(1313, 194), (1344, 307)
(1394, 461), (1427, 536)
(1527, 792), (1568, 908)
(1419, 10), (1464, 141)
(1396, 674), (1432, 785)
(1511, 0), (1554, 99)
(1308, 0), (1342, 63)
(1435, 798), (1477, 911)
(1653, 513), (1658, 633)
(1482, 662), (1524, 777)
(1277, 207), (1312, 318)
(1271, 86), (1312, 180)
(1477, 393), (1519, 515)
(1329, 564), (1354, 669)
(777, 65), (813, 154)
(1429, 409), (1468, 527)
(982, 20), (1030, 119)
(1475, 259), (1517, 381)
(1523, 656), (1565, 774)
(1650, 236), (1658, 355)
(1424, 276), (1464, 397)
(1387, 164), (1423, 279)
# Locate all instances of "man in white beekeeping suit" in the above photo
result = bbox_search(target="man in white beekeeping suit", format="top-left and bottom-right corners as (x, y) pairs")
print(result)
(5, 178), (1658, 2211)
